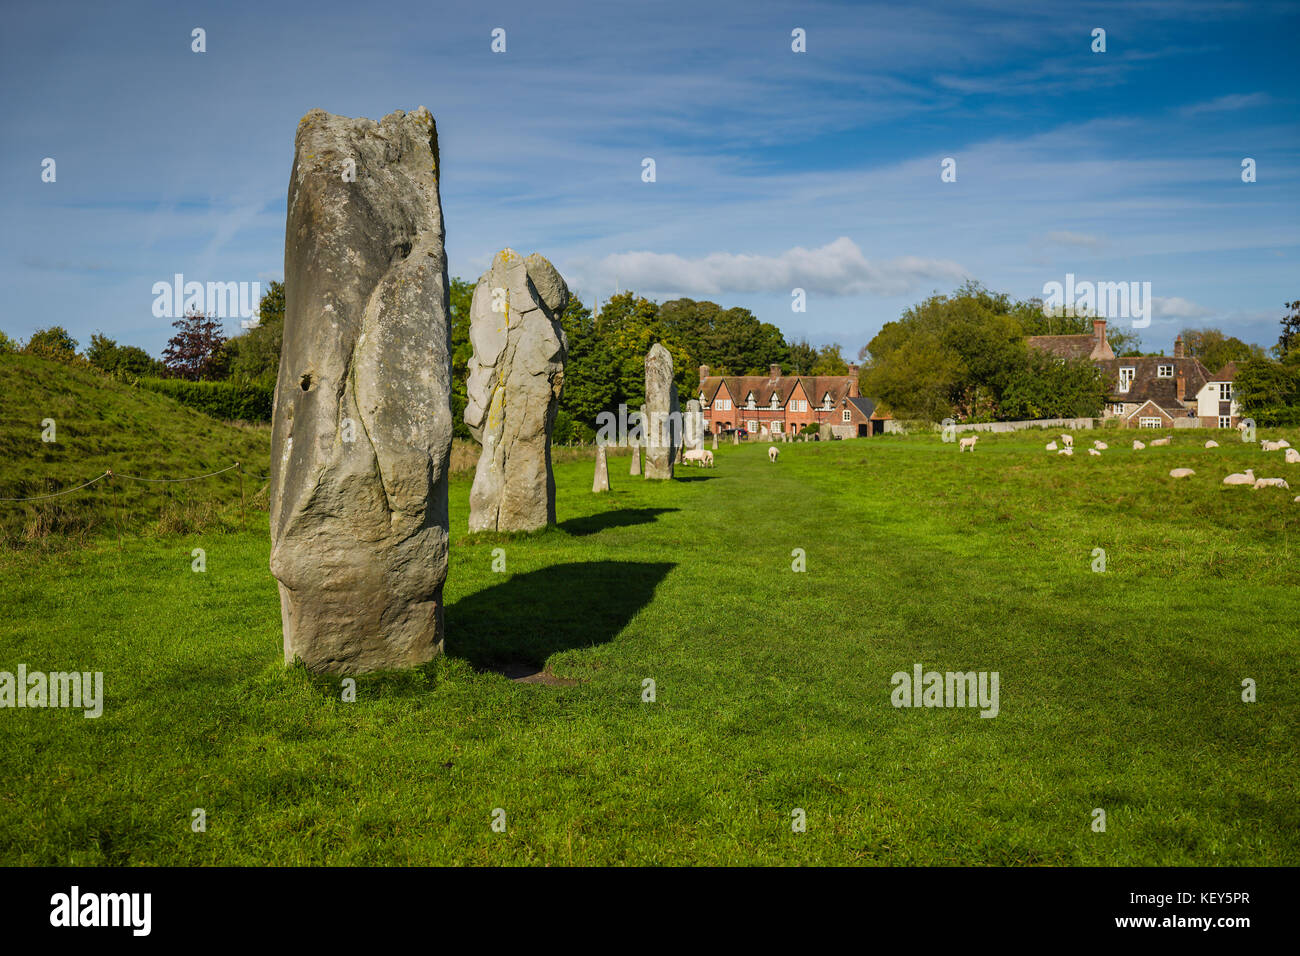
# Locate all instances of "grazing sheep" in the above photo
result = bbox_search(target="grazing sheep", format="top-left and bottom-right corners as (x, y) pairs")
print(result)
(1058, 447), (1074, 456)
(1222, 469), (1256, 486)
(768, 445), (779, 463)
(1088, 448), (1102, 456)
(1205, 440), (1219, 448)
(1045, 441), (1058, 451)
(1061, 434), (1074, 448)
(1261, 440), (1284, 452)
(1132, 440), (1146, 450)
(1093, 441), (1108, 450)
(683, 449), (713, 467)
(1150, 437), (1171, 446)
(1286, 448), (1300, 464)
(1253, 477), (1290, 490)
(959, 436), (978, 452)
(1169, 468), (1195, 478)
(702, 450), (713, 467)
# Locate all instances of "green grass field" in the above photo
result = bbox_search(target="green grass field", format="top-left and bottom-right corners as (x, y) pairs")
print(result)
(2, 406), (1297, 865)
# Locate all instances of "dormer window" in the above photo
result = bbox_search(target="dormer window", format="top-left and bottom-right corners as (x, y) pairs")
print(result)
(1119, 367), (1135, 393)
(769, 393), (780, 409)
(1157, 365), (1173, 378)
(822, 392), (833, 410)
(746, 392), (756, 410)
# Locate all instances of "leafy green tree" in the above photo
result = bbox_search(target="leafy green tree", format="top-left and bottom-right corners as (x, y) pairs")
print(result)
(657, 297), (787, 375)
(0, 330), (15, 354)
(448, 276), (475, 439)
(599, 292), (691, 409)
(1234, 358), (1300, 426)
(225, 281), (285, 384)
(810, 343), (849, 376)
(1179, 327), (1264, 373)
(1001, 352), (1108, 420)
(786, 339), (818, 375)
(85, 332), (164, 378)
(25, 326), (79, 361)
(1275, 300), (1300, 358)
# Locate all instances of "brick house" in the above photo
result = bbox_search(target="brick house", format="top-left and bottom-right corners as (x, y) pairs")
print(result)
(1027, 319), (1241, 428)
(698, 363), (889, 438)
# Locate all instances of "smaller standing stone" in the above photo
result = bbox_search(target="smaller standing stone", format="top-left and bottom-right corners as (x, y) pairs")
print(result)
(712, 433), (718, 451)
(593, 444), (610, 492)
(733, 430), (739, 445)
(629, 442), (641, 476)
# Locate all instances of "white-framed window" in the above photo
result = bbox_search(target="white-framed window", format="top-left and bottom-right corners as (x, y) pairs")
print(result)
(1218, 416), (1232, 429)
(822, 392), (833, 410)
(1157, 364), (1173, 378)
(746, 393), (756, 410)
(714, 398), (732, 411)
(1119, 368), (1135, 392)
(842, 410), (851, 422)
(1219, 383), (1232, 401)
(1139, 417), (1162, 429)
(769, 393), (780, 409)
(747, 420), (757, 432)
(1110, 403), (1125, 416)
(789, 399), (807, 412)
(771, 421), (783, 433)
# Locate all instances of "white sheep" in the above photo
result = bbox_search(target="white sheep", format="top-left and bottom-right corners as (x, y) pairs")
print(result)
(1169, 468), (1195, 478)
(1045, 440), (1058, 451)
(1279, 440), (1292, 448)
(1205, 440), (1219, 449)
(1253, 477), (1290, 490)
(1058, 446), (1074, 456)
(768, 445), (779, 463)
(1061, 433), (1074, 448)
(1132, 440), (1146, 450)
(682, 449), (713, 467)
(959, 436), (978, 452)
(1150, 437), (1171, 446)
(1261, 440), (1284, 452)
(1222, 469), (1256, 486)
(1088, 448), (1102, 456)
(1093, 441), (1108, 450)
(1286, 448), (1300, 464)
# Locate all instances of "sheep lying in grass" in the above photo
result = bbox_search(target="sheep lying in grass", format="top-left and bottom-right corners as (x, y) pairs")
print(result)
(1093, 441), (1108, 450)
(1253, 477), (1290, 490)
(1205, 440), (1219, 448)
(1058, 446), (1074, 456)
(1169, 468), (1195, 478)
(1150, 437), (1171, 446)
(1132, 440), (1146, 450)
(959, 436), (978, 452)
(1261, 440), (1285, 452)
(1223, 469), (1256, 486)
(1061, 433), (1074, 448)
(1088, 448), (1102, 456)
(1045, 440), (1058, 451)
(768, 445), (779, 463)
(1287, 448), (1300, 464)
(1279, 440), (1292, 448)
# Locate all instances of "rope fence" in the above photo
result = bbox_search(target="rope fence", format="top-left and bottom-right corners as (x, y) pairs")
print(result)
(0, 463), (267, 503)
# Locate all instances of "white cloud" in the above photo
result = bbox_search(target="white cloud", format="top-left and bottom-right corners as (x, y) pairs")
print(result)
(1044, 230), (1107, 250)
(1153, 296), (1214, 319)
(578, 238), (968, 298)
(1180, 93), (1270, 116)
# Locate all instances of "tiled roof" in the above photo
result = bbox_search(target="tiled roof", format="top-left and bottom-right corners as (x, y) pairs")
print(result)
(701, 374), (862, 411)
(1100, 356), (1212, 409)
(1026, 334), (1097, 362)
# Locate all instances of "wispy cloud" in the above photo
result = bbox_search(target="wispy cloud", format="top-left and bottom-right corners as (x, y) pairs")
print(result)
(577, 238), (969, 298)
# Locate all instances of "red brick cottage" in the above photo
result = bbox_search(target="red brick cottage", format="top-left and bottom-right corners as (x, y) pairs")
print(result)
(699, 364), (889, 438)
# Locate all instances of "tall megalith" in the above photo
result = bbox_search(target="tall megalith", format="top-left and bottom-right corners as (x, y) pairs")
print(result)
(644, 344), (679, 480)
(270, 107), (452, 674)
(464, 249), (568, 532)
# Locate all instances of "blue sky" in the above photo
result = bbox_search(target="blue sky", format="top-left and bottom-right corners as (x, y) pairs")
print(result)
(1, 0), (1297, 358)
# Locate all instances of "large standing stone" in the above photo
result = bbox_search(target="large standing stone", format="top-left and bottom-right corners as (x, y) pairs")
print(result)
(270, 107), (452, 675)
(593, 444), (610, 492)
(464, 249), (569, 532)
(683, 399), (704, 453)
(644, 344), (679, 480)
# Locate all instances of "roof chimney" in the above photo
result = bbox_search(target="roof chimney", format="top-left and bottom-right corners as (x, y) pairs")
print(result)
(769, 363), (782, 379)
(1176, 370), (1186, 401)
(847, 364), (860, 398)
(1092, 318), (1106, 346)
(699, 364), (710, 384)
(1174, 335), (1185, 359)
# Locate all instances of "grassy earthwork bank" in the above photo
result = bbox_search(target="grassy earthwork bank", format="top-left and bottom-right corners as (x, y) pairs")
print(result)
(1, 396), (1298, 863)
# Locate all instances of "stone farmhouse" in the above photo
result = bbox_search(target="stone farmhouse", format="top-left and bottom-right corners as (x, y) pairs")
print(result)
(1027, 319), (1241, 429)
(698, 363), (890, 438)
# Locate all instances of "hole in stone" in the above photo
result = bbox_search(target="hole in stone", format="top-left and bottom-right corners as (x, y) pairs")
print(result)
(394, 240), (412, 261)
(300, 373), (312, 391)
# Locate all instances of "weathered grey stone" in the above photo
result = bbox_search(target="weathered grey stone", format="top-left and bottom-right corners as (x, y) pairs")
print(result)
(464, 248), (569, 532)
(683, 399), (704, 453)
(644, 344), (679, 480)
(270, 107), (452, 675)
(593, 444), (610, 492)
(629, 442), (641, 476)
(712, 433), (718, 451)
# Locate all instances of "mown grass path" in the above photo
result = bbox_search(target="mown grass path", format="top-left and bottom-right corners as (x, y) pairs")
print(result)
(2, 431), (1297, 864)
